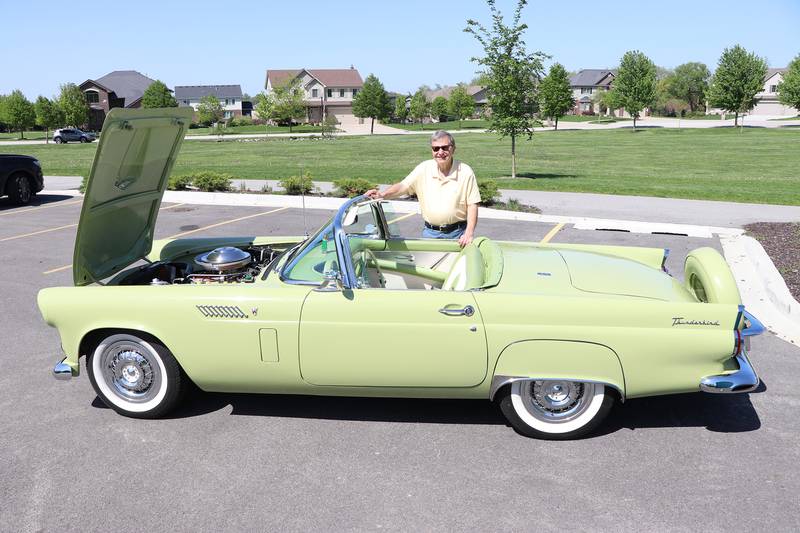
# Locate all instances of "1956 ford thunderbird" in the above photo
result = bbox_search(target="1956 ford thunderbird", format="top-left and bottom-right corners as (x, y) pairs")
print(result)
(38, 108), (764, 439)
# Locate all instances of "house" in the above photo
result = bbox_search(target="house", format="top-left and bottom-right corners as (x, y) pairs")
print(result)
(175, 85), (244, 120)
(264, 67), (363, 124)
(79, 70), (160, 130)
(751, 68), (794, 116)
(568, 69), (614, 115)
(424, 85), (488, 118)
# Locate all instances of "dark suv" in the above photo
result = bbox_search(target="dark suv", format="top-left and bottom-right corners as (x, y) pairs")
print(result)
(0, 155), (44, 205)
(53, 128), (96, 144)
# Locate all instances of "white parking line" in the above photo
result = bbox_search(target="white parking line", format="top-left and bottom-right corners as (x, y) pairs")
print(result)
(0, 199), (82, 217)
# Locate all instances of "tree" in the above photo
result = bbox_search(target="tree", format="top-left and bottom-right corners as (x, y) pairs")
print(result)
(778, 54), (800, 114)
(538, 63), (574, 130)
(431, 96), (449, 123)
(447, 85), (475, 129)
(465, 0), (547, 178)
(34, 96), (64, 143)
(665, 62), (710, 113)
(196, 94), (224, 125)
(258, 79), (305, 132)
(3, 90), (36, 139)
(707, 45), (767, 126)
(351, 73), (391, 134)
(609, 50), (657, 130)
(394, 94), (409, 122)
(141, 80), (177, 108)
(409, 88), (430, 129)
(58, 83), (88, 128)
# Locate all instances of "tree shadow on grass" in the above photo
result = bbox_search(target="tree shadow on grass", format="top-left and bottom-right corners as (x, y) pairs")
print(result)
(512, 172), (578, 180)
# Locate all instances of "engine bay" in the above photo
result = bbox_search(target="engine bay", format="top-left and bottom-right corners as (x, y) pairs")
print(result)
(118, 245), (278, 285)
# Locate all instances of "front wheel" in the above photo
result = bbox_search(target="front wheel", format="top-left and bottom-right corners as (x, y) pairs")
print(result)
(53, 136), (64, 144)
(498, 379), (615, 440)
(87, 332), (186, 418)
(7, 173), (33, 205)
(79, 136), (88, 143)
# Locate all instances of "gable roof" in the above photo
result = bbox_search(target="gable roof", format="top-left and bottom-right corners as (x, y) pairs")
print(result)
(265, 68), (363, 89)
(569, 69), (615, 87)
(174, 85), (243, 100)
(425, 85), (484, 100)
(765, 68), (787, 82)
(89, 70), (159, 106)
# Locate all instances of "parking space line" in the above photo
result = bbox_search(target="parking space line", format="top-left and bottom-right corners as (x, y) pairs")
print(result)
(387, 212), (418, 225)
(43, 264), (72, 275)
(540, 223), (565, 244)
(167, 206), (289, 239)
(0, 199), (83, 217)
(1, 223), (78, 242)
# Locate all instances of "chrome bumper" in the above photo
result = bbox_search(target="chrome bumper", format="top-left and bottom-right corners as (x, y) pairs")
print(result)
(53, 357), (77, 380)
(700, 351), (759, 393)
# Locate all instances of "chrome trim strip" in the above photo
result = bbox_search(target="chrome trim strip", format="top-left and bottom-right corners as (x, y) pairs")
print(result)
(699, 350), (759, 393)
(53, 358), (77, 380)
(742, 310), (765, 337)
(489, 375), (625, 402)
(661, 248), (670, 272)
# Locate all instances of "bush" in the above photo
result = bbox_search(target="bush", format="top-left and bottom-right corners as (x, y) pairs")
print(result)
(168, 174), (193, 191)
(191, 171), (233, 192)
(228, 116), (253, 127)
(477, 179), (499, 206)
(280, 173), (314, 195)
(332, 177), (377, 198)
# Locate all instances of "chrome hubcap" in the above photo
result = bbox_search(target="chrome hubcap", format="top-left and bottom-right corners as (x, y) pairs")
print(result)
(521, 380), (595, 423)
(100, 341), (161, 403)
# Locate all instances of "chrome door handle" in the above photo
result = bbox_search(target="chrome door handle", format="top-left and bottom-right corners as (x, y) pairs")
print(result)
(439, 305), (475, 317)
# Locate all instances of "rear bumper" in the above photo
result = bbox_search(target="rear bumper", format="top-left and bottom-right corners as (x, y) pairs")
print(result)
(53, 357), (79, 380)
(700, 351), (759, 393)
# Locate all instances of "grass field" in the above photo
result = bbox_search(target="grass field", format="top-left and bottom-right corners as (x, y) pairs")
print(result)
(386, 119), (490, 131)
(0, 131), (49, 140)
(3, 128), (798, 205)
(186, 124), (325, 135)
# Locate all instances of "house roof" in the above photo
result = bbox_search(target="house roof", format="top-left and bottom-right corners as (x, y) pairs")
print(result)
(765, 68), (787, 82)
(425, 85), (484, 100)
(569, 69), (614, 87)
(87, 70), (159, 106)
(174, 85), (243, 99)
(265, 68), (363, 89)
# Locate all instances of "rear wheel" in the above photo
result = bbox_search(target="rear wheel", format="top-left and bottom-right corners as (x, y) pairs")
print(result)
(53, 136), (64, 144)
(87, 332), (186, 418)
(7, 173), (33, 205)
(80, 136), (88, 143)
(498, 379), (614, 440)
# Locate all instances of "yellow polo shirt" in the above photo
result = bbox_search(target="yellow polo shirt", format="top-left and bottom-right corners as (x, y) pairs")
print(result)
(399, 159), (482, 226)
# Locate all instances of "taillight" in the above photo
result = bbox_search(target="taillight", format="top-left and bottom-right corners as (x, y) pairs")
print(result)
(732, 328), (743, 355)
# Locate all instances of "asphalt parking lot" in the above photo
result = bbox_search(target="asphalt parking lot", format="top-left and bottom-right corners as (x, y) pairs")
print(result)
(2, 193), (800, 531)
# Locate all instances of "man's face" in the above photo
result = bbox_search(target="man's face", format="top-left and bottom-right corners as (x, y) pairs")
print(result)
(431, 139), (455, 164)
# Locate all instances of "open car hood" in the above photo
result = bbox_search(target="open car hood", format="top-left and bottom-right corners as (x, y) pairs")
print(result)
(72, 107), (192, 286)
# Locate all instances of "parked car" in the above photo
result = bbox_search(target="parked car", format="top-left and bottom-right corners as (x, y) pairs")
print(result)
(0, 154), (44, 205)
(52, 128), (96, 144)
(37, 108), (764, 440)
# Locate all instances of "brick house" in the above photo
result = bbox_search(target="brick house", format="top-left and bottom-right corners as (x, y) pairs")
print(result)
(175, 85), (244, 120)
(264, 67), (363, 124)
(79, 70), (160, 130)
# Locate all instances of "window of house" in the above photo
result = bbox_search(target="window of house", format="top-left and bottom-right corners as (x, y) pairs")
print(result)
(327, 89), (332, 97)
(340, 89), (345, 97)
(183, 100), (189, 105)
(581, 88), (593, 94)
(224, 111), (232, 119)
(312, 89), (318, 97)
(352, 89), (358, 97)
(770, 85), (778, 93)
(85, 91), (99, 104)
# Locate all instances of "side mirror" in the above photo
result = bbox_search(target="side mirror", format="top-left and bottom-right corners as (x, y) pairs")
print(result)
(314, 270), (344, 292)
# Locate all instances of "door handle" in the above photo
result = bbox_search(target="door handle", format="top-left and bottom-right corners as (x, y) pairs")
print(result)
(439, 305), (475, 317)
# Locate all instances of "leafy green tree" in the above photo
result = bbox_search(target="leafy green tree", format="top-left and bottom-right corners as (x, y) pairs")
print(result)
(708, 45), (768, 126)
(465, 0), (547, 178)
(538, 63), (574, 130)
(259, 79), (305, 132)
(778, 54), (800, 114)
(352, 74), (391, 134)
(609, 50), (657, 130)
(447, 85), (475, 128)
(34, 96), (64, 143)
(253, 91), (271, 125)
(666, 62), (710, 113)
(141, 80), (177, 108)
(196, 94), (224, 125)
(394, 94), (409, 122)
(58, 83), (89, 128)
(409, 88), (430, 129)
(3, 90), (36, 139)
(431, 96), (449, 123)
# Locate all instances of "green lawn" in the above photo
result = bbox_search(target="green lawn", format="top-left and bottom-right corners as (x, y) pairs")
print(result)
(386, 119), (490, 131)
(0, 130), (50, 140)
(186, 124), (325, 135)
(677, 114), (736, 120)
(3, 128), (798, 205)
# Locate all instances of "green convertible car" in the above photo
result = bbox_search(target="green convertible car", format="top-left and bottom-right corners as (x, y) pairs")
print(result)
(38, 108), (764, 439)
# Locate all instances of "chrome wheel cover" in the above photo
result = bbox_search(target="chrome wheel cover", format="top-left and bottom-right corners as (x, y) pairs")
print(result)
(99, 339), (162, 403)
(519, 380), (596, 424)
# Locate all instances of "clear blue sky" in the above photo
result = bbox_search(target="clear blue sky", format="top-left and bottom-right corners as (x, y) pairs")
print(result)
(3, 0), (798, 100)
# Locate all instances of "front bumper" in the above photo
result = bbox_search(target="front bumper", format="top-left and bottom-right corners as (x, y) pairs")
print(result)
(700, 351), (759, 393)
(53, 357), (79, 380)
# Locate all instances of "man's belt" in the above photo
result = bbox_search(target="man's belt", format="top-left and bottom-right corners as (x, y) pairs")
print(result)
(424, 220), (467, 233)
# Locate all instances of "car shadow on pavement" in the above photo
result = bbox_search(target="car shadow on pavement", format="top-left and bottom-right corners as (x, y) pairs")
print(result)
(0, 194), (77, 211)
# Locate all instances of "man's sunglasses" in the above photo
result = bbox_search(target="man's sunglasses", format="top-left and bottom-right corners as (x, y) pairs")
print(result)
(431, 145), (452, 152)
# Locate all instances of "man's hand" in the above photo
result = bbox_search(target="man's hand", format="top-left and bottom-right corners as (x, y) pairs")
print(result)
(458, 231), (474, 248)
(364, 188), (382, 199)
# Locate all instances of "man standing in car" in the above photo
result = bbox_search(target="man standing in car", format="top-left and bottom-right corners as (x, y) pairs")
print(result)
(366, 130), (481, 247)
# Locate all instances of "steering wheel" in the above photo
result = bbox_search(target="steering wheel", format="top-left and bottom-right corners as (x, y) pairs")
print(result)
(357, 248), (385, 288)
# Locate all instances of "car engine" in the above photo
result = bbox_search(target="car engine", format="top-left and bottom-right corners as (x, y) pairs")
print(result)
(118, 245), (277, 285)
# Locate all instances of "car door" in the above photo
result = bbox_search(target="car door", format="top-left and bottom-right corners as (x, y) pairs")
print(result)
(298, 288), (488, 388)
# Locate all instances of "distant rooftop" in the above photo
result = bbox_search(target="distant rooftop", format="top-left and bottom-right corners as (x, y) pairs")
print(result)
(90, 70), (159, 105)
(569, 69), (615, 87)
(266, 67), (363, 89)
(175, 85), (243, 100)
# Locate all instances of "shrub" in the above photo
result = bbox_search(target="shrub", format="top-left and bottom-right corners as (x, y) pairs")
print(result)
(168, 174), (193, 191)
(228, 116), (253, 127)
(280, 173), (314, 195)
(191, 171), (233, 192)
(79, 176), (87, 193)
(477, 179), (499, 206)
(332, 177), (377, 198)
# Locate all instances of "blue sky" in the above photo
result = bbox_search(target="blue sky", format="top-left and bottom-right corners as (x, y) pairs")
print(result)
(3, 0), (798, 99)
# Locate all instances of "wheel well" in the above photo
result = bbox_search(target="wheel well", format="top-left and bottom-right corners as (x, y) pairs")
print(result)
(5, 171), (34, 194)
(79, 328), (168, 360)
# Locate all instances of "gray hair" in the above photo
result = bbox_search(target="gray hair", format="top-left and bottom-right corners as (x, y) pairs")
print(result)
(430, 130), (455, 148)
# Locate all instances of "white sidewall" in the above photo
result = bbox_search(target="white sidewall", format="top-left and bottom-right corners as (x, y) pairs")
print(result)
(511, 381), (605, 434)
(92, 334), (169, 413)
